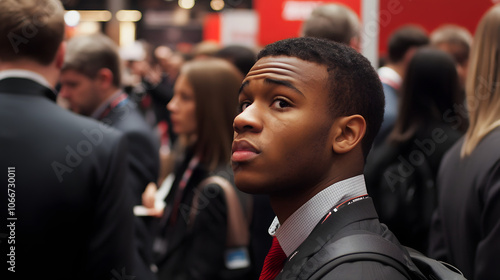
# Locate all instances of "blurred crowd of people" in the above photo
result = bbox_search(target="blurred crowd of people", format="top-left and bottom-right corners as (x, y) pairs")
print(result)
(2, 0), (500, 280)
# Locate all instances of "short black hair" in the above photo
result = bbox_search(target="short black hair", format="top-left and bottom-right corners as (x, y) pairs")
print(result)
(388, 25), (429, 63)
(258, 37), (384, 159)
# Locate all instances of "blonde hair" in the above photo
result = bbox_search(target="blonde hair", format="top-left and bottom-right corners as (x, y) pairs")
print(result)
(462, 4), (500, 157)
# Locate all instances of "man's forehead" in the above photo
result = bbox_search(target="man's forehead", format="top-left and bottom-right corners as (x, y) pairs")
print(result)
(250, 56), (320, 71)
(244, 56), (328, 84)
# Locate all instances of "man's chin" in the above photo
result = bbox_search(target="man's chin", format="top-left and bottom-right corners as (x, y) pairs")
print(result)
(234, 178), (268, 195)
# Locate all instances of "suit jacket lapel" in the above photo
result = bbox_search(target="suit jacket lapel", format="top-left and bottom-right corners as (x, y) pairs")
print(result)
(0, 77), (56, 101)
(162, 166), (207, 259)
(276, 198), (379, 279)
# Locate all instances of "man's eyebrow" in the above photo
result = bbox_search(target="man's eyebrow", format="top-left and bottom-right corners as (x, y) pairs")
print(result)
(238, 78), (304, 96)
(239, 80), (249, 94)
(238, 78), (304, 95)
(264, 78), (303, 96)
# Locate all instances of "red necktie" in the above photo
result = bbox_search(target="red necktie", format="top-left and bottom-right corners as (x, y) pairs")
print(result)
(260, 236), (287, 280)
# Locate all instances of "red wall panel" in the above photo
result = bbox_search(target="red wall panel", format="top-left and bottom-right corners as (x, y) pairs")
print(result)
(378, 0), (494, 56)
(252, 0), (495, 55)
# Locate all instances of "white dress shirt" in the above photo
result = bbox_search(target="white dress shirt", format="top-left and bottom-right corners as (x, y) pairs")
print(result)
(268, 175), (368, 257)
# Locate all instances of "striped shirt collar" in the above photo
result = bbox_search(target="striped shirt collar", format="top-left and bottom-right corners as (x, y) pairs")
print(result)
(268, 175), (367, 257)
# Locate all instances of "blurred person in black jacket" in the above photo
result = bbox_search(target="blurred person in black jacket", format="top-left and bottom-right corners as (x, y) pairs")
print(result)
(0, 0), (135, 278)
(58, 33), (160, 280)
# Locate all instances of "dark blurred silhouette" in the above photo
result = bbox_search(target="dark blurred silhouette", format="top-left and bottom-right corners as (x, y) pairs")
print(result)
(214, 45), (257, 76)
(0, 1), (135, 279)
(429, 4), (500, 279)
(365, 48), (466, 253)
(376, 25), (430, 146)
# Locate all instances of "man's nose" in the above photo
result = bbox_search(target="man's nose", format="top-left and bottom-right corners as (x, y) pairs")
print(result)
(58, 86), (69, 98)
(233, 103), (263, 134)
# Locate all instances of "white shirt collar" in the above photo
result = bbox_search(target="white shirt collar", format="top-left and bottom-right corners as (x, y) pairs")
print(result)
(0, 69), (53, 90)
(269, 175), (367, 257)
(377, 66), (402, 89)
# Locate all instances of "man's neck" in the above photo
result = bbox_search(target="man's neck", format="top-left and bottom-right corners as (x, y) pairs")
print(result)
(90, 88), (122, 119)
(270, 174), (359, 224)
(270, 153), (364, 224)
(0, 60), (58, 88)
(270, 175), (368, 256)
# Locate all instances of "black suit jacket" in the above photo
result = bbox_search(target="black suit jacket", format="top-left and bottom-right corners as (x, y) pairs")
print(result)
(0, 78), (135, 279)
(156, 159), (228, 280)
(98, 93), (160, 280)
(276, 197), (410, 280)
(98, 96), (160, 203)
(155, 150), (252, 280)
(429, 129), (500, 280)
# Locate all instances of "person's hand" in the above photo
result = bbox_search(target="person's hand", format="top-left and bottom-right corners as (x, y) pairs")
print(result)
(142, 182), (157, 208)
(140, 182), (164, 217)
(144, 64), (162, 86)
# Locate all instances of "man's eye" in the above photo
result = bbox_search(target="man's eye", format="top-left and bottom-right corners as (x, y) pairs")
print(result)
(240, 102), (251, 112)
(272, 99), (291, 109)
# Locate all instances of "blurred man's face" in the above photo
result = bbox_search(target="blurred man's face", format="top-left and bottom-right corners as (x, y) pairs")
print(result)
(59, 69), (101, 116)
(232, 56), (334, 196)
(436, 42), (469, 90)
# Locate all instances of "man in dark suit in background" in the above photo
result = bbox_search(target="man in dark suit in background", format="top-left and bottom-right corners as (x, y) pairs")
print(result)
(58, 33), (160, 280)
(0, 0), (135, 279)
(59, 33), (160, 202)
(231, 37), (412, 279)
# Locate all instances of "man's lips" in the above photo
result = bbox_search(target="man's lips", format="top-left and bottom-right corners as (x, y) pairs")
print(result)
(231, 140), (260, 162)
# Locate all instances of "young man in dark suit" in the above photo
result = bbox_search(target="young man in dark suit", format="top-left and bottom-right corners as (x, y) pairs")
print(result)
(231, 37), (411, 279)
(0, 0), (135, 279)
(58, 33), (160, 280)
(59, 33), (160, 201)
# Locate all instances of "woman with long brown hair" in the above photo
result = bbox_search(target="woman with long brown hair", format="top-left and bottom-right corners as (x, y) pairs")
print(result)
(154, 58), (252, 280)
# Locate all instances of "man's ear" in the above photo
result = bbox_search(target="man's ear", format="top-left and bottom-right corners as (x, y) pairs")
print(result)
(331, 115), (366, 154)
(96, 68), (114, 88)
(55, 41), (66, 69)
(349, 36), (361, 53)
